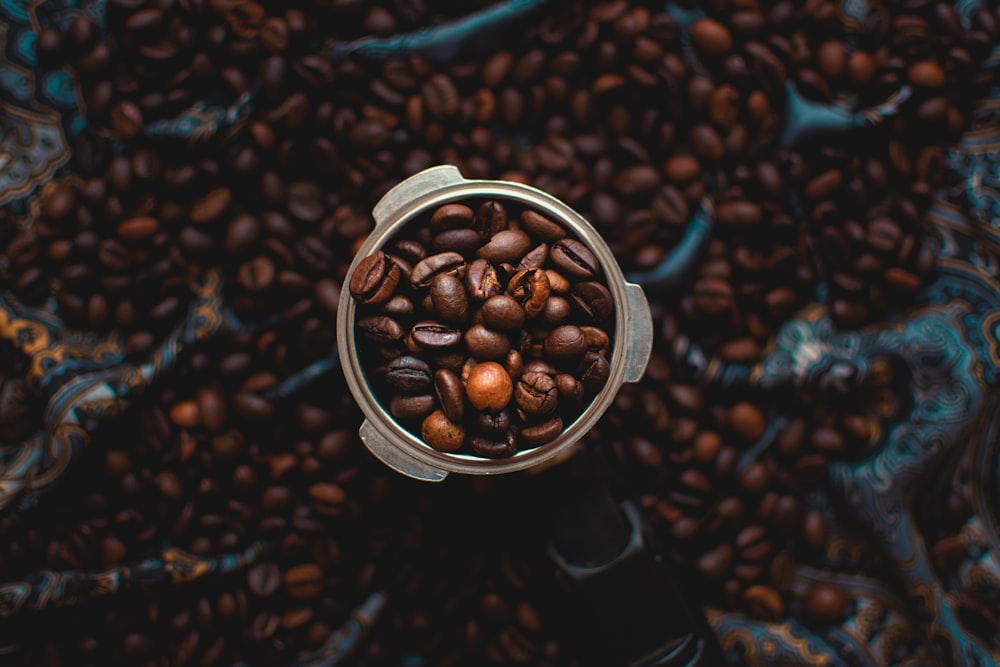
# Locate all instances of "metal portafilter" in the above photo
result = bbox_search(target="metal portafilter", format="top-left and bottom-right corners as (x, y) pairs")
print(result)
(337, 165), (654, 481)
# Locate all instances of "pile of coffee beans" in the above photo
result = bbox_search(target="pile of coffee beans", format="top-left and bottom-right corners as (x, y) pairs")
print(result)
(348, 199), (613, 458)
(3, 0), (999, 664)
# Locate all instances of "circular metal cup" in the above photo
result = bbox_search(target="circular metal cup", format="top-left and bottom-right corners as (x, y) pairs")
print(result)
(337, 166), (653, 481)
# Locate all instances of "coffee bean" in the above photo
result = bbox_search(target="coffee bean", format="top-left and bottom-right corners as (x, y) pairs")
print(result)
(550, 239), (598, 279)
(465, 324), (510, 360)
(802, 583), (849, 624)
(520, 210), (565, 241)
(190, 187), (232, 224)
(570, 281), (612, 322)
(730, 402), (766, 441)
(430, 273), (469, 325)
(464, 259), (504, 302)
(481, 295), (525, 330)
(430, 203), (474, 231)
(384, 356), (432, 393)
(543, 325), (587, 361)
(117, 216), (158, 241)
(411, 321), (462, 350)
(411, 252), (466, 289)
(690, 18), (732, 58)
(421, 73), (460, 119)
(466, 362), (513, 412)
(717, 201), (762, 227)
(697, 543), (733, 577)
(110, 101), (143, 139)
(469, 432), (517, 458)
(421, 410), (465, 452)
(477, 230), (531, 264)
(350, 251), (401, 304)
(357, 315), (405, 345)
(743, 585), (785, 622)
(247, 563), (281, 598)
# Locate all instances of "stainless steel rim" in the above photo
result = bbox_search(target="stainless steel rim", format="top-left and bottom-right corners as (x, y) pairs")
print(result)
(337, 172), (644, 477)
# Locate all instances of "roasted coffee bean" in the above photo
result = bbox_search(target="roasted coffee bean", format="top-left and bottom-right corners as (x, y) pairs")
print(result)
(476, 410), (512, 436)
(389, 394), (435, 421)
(411, 321), (462, 349)
(482, 295), (525, 330)
(433, 228), (482, 253)
(247, 563), (281, 598)
(466, 362), (513, 412)
(578, 352), (610, 393)
(543, 325), (587, 360)
(421, 410), (465, 452)
(434, 369), (465, 422)
(430, 203), (475, 231)
(474, 200), (509, 236)
(283, 564), (324, 599)
(517, 243), (549, 270)
(514, 372), (558, 416)
(349, 251), (401, 305)
(802, 583), (849, 623)
(384, 356), (432, 394)
(465, 324), (510, 360)
(469, 432), (517, 458)
(411, 252), (466, 288)
(357, 315), (405, 345)
(466, 259), (504, 301)
(520, 210), (565, 241)
(520, 417), (563, 446)
(430, 273), (469, 325)
(570, 281), (613, 322)
(550, 239), (598, 279)
(508, 268), (551, 318)
(477, 229), (532, 264)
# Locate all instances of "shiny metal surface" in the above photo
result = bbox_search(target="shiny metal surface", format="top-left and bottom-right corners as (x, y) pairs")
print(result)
(337, 165), (653, 480)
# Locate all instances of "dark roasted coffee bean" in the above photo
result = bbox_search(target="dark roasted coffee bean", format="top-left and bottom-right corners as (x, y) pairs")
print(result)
(411, 251), (466, 288)
(570, 281), (613, 322)
(357, 315), (405, 345)
(518, 243), (549, 270)
(477, 229), (531, 264)
(430, 273), (469, 325)
(544, 325), (587, 360)
(474, 200), (509, 236)
(430, 203), (474, 231)
(350, 251), (401, 304)
(247, 563), (281, 598)
(508, 268), (551, 318)
(514, 371), (558, 416)
(384, 356), (432, 393)
(389, 394), (435, 420)
(434, 369), (465, 422)
(578, 352), (610, 393)
(550, 239), (599, 278)
(465, 324), (510, 360)
(520, 416), (563, 446)
(482, 295), (525, 330)
(411, 321), (462, 349)
(466, 259), (504, 301)
(476, 410), (511, 436)
(520, 210), (566, 241)
(433, 227), (482, 253)
(469, 432), (517, 458)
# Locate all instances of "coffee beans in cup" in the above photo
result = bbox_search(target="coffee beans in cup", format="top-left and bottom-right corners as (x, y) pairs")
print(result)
(348, 199), (614, 459)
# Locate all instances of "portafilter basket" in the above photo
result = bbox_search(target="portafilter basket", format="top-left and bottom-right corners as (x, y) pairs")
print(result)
(337, 165), (653, 481)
